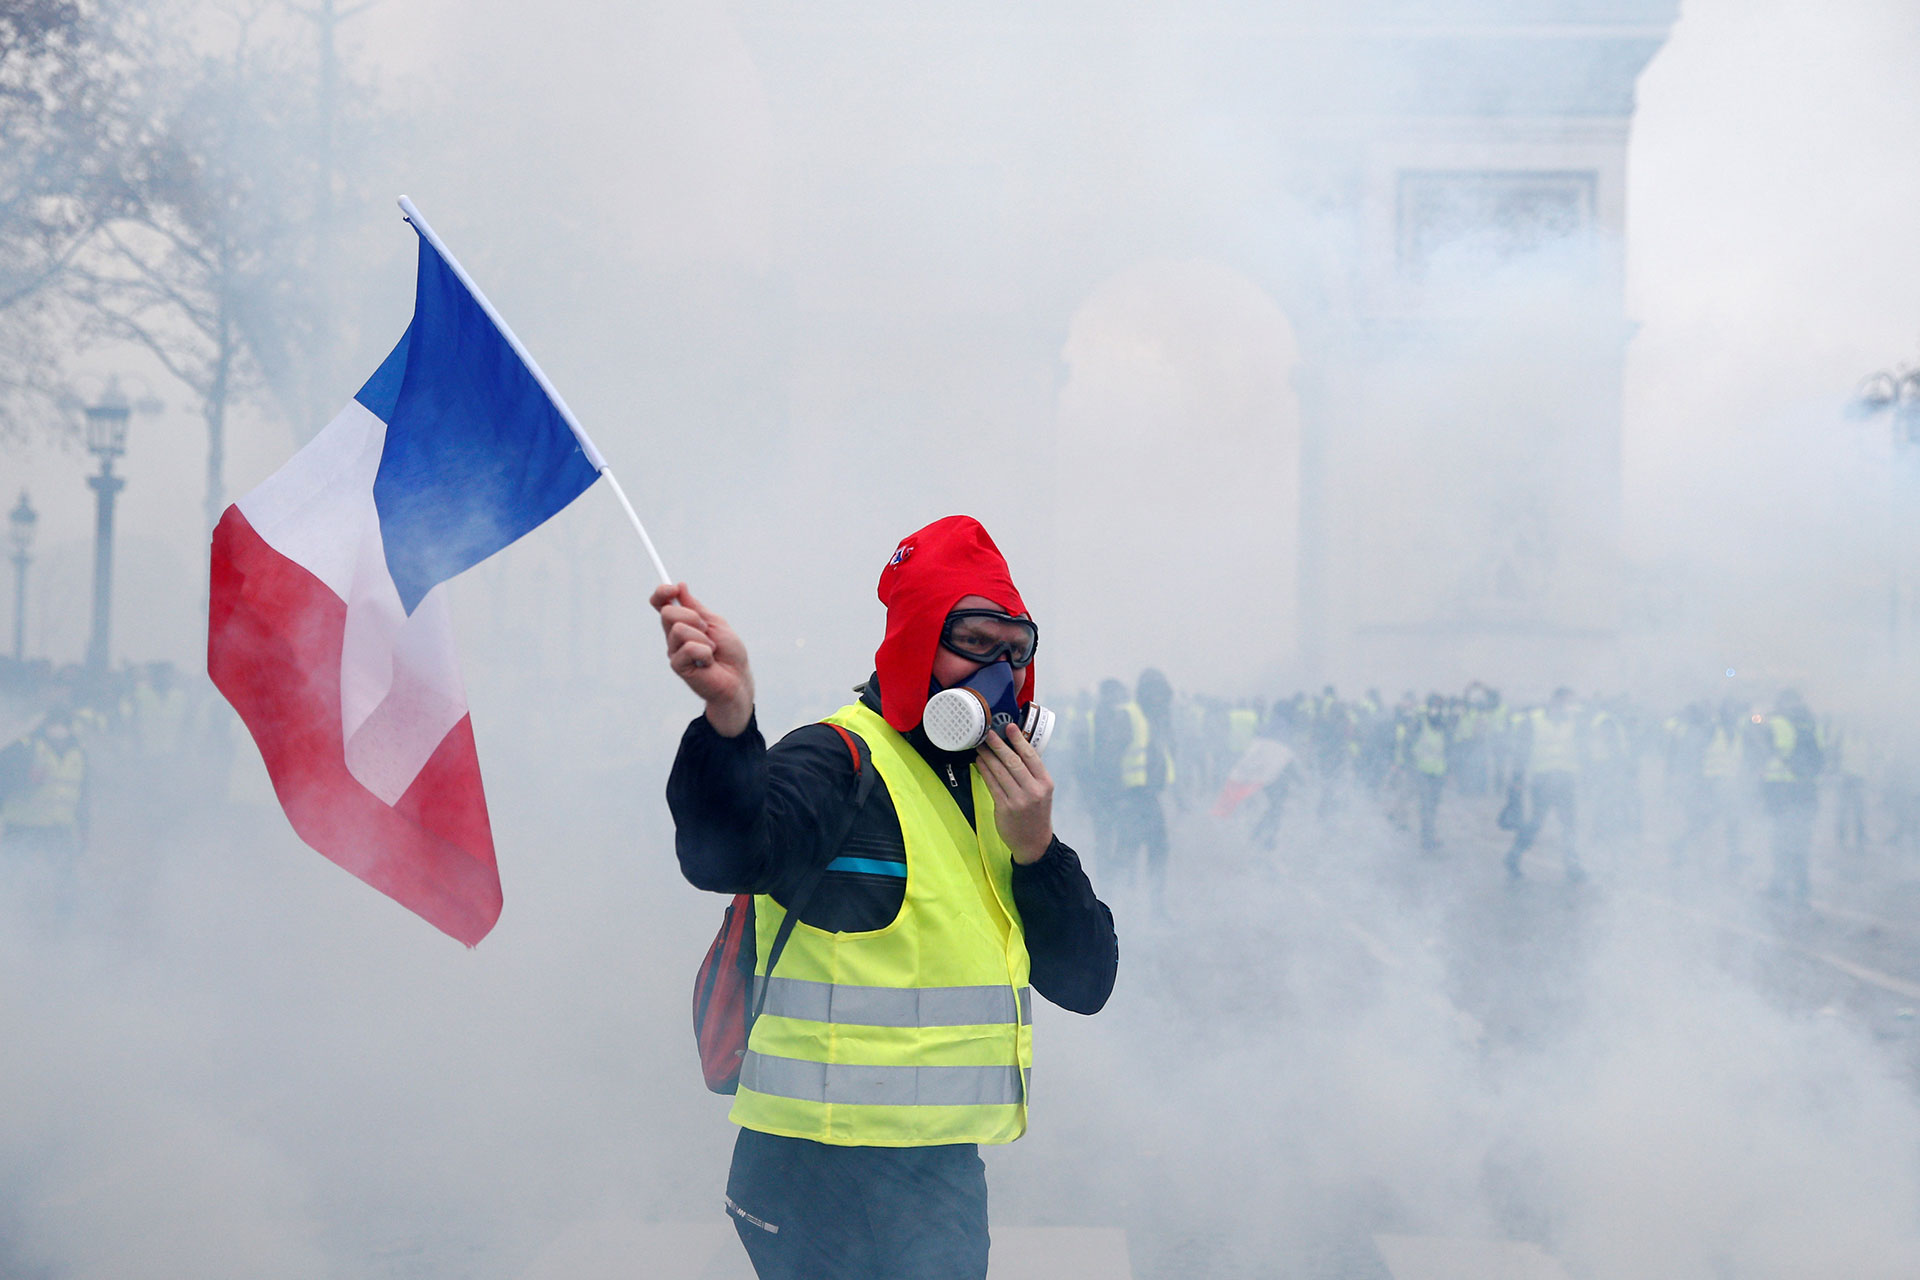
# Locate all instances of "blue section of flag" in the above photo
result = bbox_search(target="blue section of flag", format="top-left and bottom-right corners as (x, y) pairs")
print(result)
(365, 232), (600, 613)
(356, 328), (410, 423)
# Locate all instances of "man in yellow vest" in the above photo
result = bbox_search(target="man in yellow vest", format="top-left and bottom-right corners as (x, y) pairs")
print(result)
(1, 707), (89, 908)
(1227, 703), (1260, 762)
(1311, 686), (1353, 820)
(1824, 714), (1867, 856)
(652, 515), (1117, 1280)
(1111, 667), (1175, 917)
(1757, 689), (1823, 909)
(125, 660), (190, 760)
(1585, 698), (1638, 844)
(1397, 693), (1452, 854)
(1668, 699), (1749, 869)
(1503, 687), (1585, 882)
(1086, 677), (1132, 871)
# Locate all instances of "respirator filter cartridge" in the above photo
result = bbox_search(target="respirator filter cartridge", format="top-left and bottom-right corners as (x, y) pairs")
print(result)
(922, 687), (1055, 755)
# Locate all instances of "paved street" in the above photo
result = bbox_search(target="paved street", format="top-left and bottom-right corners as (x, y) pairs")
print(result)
(1004, 777), (1920, 1278)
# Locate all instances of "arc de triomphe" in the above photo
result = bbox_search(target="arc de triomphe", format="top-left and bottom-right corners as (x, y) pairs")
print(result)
(734, 1), (1678, 694)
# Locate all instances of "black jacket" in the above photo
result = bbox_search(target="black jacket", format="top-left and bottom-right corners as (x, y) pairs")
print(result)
(666, 682), (1117, 1015)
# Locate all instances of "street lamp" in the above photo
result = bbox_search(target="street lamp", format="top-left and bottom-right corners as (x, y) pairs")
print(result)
(84, 380), (132, 679)
(1850, 363), (1920, 670)
(1852, 367), (1920, 444)
(8, 489), (34, 663)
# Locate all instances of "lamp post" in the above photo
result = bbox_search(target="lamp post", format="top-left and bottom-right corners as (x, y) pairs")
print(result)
(1850, 365), (1920, 670)
(8, 490), (34, 663)
(83, 381), (132, 679)
(1854, 368), (1920, 442)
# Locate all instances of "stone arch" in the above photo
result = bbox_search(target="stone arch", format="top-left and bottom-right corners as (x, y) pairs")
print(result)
(1052, 258), (1301, 691)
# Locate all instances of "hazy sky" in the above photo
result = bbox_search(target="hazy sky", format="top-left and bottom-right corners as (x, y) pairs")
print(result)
(5, 0), (1917, 689)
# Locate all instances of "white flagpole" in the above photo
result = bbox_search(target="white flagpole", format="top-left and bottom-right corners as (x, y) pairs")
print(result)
(396, 195), (674, 587)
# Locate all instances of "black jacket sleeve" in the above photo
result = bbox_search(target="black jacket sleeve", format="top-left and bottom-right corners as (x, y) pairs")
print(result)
(1012, 838), (1117, 1015)
(664, 712), (860, 905)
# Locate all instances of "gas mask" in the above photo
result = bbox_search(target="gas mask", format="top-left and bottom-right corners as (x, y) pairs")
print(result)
(922, 661), (1055, 755)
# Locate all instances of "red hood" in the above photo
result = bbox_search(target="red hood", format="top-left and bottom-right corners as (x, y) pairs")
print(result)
(874, 515), (1030, 732)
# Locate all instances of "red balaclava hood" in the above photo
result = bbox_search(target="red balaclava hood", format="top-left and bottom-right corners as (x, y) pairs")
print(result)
(874, 515), (1031, 732)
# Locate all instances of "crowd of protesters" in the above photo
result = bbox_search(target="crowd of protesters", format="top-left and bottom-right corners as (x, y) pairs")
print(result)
(1055, 672), (1907, 914)
(0, 656), (231, 912)
(4, 645), (1907, 922)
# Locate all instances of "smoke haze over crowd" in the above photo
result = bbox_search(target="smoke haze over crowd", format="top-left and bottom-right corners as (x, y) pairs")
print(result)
(5, 1), (1920, 1277)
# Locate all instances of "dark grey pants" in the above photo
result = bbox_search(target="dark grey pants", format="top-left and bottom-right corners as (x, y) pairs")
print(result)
(1416, 772), (1444, 851)
(726, 1128), (989, 1279)
(1762, 782), (1816, 907)
(1506, 773), (1579, 873)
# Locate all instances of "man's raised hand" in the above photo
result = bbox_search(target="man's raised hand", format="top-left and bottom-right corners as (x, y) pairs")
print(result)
(977, 724), (1054, 865)
(649, 582), (755, 738)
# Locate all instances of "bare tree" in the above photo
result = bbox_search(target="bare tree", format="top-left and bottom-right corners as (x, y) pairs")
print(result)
(5, 0), (384, 527)
(0, 0), (147, 441)
(72, 4), (328, 532)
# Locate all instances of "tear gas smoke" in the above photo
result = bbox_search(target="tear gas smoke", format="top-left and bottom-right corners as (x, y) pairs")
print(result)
(4, 1), (1920, 1277)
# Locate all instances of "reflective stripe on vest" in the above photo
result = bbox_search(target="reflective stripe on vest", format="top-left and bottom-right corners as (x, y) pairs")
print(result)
(753, 976), (1033, 1028)
(1529, 709), (1579, 776)
(741, 1054), (1030, 1108)
(730, 701), (1033, 1148)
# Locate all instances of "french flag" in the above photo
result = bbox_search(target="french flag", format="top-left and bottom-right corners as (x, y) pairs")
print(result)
(209, 208), (602, 945)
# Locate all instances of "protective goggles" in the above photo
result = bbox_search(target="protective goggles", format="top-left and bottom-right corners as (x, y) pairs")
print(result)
(940, 610), (1039, 668)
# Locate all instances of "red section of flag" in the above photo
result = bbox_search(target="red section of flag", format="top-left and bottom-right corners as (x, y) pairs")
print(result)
(208, 506), (502, 946)
(1212, 780), (1260, 818)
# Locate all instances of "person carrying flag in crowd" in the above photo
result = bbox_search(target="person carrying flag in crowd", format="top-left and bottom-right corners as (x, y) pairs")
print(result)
(655, 515), (1116, 1280)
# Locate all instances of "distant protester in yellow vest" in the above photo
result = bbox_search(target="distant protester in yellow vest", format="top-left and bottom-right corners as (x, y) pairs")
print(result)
(0, 706), (89, 904)
(1396, 693), (1453, 854)
(1502, 687), (1586, 883)
(125, 660), (190, 760)
(1086, 677), (1131, 870)
(652, 515), (1117, 1280)
(1757, 688), (1823, 909)
(1109, 667), (1175, 918)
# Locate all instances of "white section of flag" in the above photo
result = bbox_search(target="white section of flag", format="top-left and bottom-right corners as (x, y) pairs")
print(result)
(234, 399), (471, 806)
(237, 401), (385, 602)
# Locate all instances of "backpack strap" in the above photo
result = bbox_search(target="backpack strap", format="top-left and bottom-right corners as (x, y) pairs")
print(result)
(750, 723), (878, 1025)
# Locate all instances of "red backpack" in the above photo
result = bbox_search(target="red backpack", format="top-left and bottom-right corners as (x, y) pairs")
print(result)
(692, 723), (876, 1094)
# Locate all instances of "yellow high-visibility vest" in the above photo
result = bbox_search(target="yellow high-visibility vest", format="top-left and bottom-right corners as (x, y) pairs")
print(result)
(1409, 721), (1448, 776)
(1119, 703), (1173, 789)
(1529, 709), (1579, 776)
(1120, 703), (1149, 788)
(1227, 708), (1258, 758)
(730, 702), (1033, 1148)
(1588, 711), (1625, 763)
(1763, 715), (1822, 784)
(2, 738), (84, 830)
(128, 685), (189, 758)
(1703, 727), (1741, 780)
